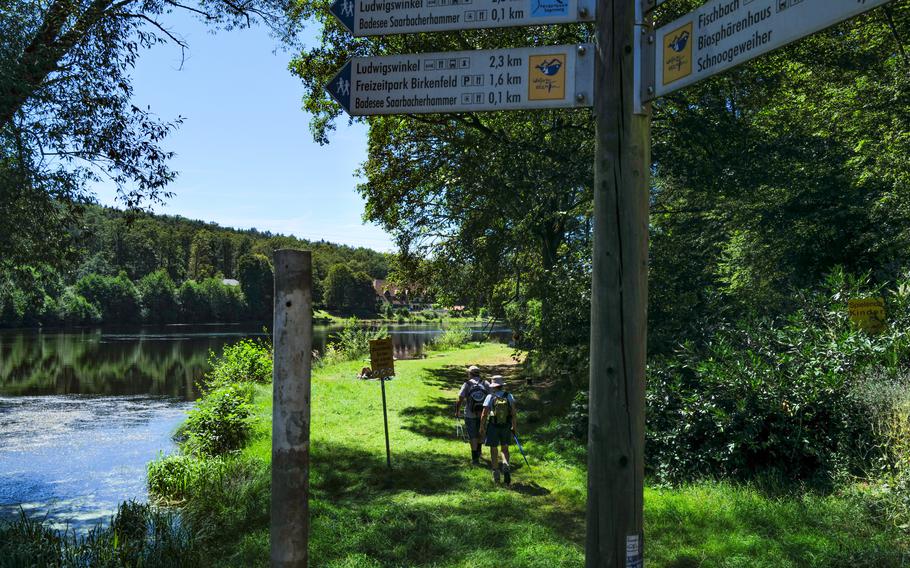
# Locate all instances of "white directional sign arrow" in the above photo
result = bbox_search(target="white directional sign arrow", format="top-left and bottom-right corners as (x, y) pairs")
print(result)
(650, 0), (895, 99)
(329, 0), (594, 36)
(326, 44), (594, 116)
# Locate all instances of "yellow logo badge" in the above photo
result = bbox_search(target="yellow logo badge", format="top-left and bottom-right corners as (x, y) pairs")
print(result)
(663, 21), (693, 86)
(528, 54), (566, 101)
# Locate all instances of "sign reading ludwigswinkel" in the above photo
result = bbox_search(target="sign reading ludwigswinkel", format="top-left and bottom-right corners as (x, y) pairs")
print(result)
(654, 0), (895, 98)
(327, 44), (594, 116)
(330, 0), (594, 37)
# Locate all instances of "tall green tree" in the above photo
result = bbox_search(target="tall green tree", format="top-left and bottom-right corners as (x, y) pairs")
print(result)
(238, 253), (273, 320)
(0, 0), (296, 268)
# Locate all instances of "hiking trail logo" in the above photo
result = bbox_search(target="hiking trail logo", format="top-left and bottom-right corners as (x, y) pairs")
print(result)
(663, 21), (692, 86)
(528, 54), (566, 101)
(531, 0), (569, 18)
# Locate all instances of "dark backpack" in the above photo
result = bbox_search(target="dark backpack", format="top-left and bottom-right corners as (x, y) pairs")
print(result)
(491, 393), (512, 426)
(467, 380), (488, 415)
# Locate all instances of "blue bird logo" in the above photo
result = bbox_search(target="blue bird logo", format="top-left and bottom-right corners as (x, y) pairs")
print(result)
(668, 30), (690, 53)
(535, 59), (563, 76)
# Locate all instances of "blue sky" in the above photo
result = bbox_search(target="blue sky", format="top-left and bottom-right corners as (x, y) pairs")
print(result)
(93, 11), (394, 252)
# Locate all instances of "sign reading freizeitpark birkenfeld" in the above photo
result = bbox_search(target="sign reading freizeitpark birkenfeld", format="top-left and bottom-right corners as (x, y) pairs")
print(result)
(330, 0), (594, 36)
(326, 44), (593, 116)
(653, 0), (895, 98)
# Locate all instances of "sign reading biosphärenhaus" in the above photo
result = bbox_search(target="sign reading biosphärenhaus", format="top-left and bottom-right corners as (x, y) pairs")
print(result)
(653, 0), (894, 98)
(330, 0), (594, 36)
(327, 44), (593, 116)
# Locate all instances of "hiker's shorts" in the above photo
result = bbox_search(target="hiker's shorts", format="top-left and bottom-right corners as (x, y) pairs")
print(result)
(484, 423), (512, 447)
(464, 417), (481, 439)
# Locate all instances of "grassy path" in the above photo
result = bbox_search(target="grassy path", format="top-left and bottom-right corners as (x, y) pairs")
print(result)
(208, 343), (906, 567)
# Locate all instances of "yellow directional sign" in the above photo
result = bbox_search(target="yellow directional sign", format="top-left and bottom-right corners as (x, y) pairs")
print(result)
(369, 338), (395, 378)
(848, 298), (886, 334)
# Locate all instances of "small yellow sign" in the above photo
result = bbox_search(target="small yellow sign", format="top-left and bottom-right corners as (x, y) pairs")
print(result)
(369, 338), (395, 378)
(848, 298), (886, 334)
(663, 21), (693, 86)
(528, 54), (566, 101)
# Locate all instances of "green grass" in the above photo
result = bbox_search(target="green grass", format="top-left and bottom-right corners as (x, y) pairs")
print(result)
(168, 343), (909, 567)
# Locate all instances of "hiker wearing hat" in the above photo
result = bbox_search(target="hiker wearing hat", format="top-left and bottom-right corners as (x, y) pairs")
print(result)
(479, 376), (517, 484)
(455, 365), (490, 465)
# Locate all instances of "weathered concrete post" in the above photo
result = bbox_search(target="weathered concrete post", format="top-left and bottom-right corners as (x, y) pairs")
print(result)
(271, 249), (313, 568)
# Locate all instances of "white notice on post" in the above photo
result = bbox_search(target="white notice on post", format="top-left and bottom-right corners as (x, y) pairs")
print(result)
(653, 0), (895, 98)
(327, 45), (594, 116)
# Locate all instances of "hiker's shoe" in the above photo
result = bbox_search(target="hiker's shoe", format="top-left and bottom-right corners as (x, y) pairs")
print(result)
(492, 469), (501, 483)
(502, 463), (511, 485)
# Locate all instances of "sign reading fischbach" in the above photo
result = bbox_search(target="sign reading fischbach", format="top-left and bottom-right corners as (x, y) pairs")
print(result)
(330, 0), (594, 36)
(653, 0), (895, 98)
(327, 44), (593, 116)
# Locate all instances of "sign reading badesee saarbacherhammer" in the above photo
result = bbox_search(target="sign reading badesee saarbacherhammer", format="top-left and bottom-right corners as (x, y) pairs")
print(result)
(327, 44), (593, 116)
(654, 0), (895, 98)
(330, 0), (594, 36)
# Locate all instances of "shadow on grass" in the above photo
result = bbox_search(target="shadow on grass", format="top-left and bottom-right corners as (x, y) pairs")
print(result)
(311, 444), (466, 501)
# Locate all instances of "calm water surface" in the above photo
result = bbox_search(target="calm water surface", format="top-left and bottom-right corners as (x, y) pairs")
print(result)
(0, 322), (506, 530)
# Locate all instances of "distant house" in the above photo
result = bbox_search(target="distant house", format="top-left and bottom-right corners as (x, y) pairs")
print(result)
(373, 279), (433, 311)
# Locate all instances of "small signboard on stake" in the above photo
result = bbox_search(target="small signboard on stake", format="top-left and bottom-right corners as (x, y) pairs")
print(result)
(370, 337), (395, 378)
(848, 298), (886, 334)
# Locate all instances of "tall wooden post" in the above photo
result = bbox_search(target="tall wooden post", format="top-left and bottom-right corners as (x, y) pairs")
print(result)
(587, 0), (650, 566)
(271, 249), (313, 568)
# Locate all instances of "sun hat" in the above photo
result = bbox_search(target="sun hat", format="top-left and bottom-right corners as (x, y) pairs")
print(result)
(468, 365), (480, 376)
(489, 375), (505, 388)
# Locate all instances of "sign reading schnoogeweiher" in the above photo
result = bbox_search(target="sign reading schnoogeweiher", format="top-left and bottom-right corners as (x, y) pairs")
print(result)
(330, 0), (594, 36)
(326, 44), (594, 116)
(653, 0), (895, 98)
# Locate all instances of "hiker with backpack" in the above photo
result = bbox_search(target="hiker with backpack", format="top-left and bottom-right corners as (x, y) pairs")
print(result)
(479, 376), (517, 485)
(455, 365), (490, 465)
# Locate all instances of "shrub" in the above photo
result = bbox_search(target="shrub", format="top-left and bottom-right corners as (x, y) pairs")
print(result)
(199, 277), (247, 322)
(148, 454), (230, 502)
(182, 382), (254, 456)
(178, 279), (210, 322)
(645, 270), (910, 485)
(57, 289), (101, 325)
(139, 270), (178, 323)
(429, 324), (473, 351)
(204, 338), (272, 388)
(74, 273), (142, 323)
(318, 318), (388, 366)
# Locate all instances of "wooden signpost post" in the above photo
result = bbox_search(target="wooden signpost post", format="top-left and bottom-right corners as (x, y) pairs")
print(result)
(369, 337), (396, 468)
(315, 0), (899, 565)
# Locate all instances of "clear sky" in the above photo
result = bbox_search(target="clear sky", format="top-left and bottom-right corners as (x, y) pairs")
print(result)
(92, 11), (394, 252)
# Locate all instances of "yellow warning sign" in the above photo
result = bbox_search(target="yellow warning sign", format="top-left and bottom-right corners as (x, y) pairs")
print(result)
(528, 54), (566, 101)
(369, 338), (395, 378)
(663, 21), (692, 86)
(848, 298), (886, 334)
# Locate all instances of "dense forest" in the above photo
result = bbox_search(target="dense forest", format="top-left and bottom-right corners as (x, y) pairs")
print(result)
(0, 205), (391, 327)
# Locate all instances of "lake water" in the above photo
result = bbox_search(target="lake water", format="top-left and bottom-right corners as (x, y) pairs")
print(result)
(0, 322), (508, 531)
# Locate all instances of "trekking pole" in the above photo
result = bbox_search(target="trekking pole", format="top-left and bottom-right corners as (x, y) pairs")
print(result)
(513, 432), (531, 471)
